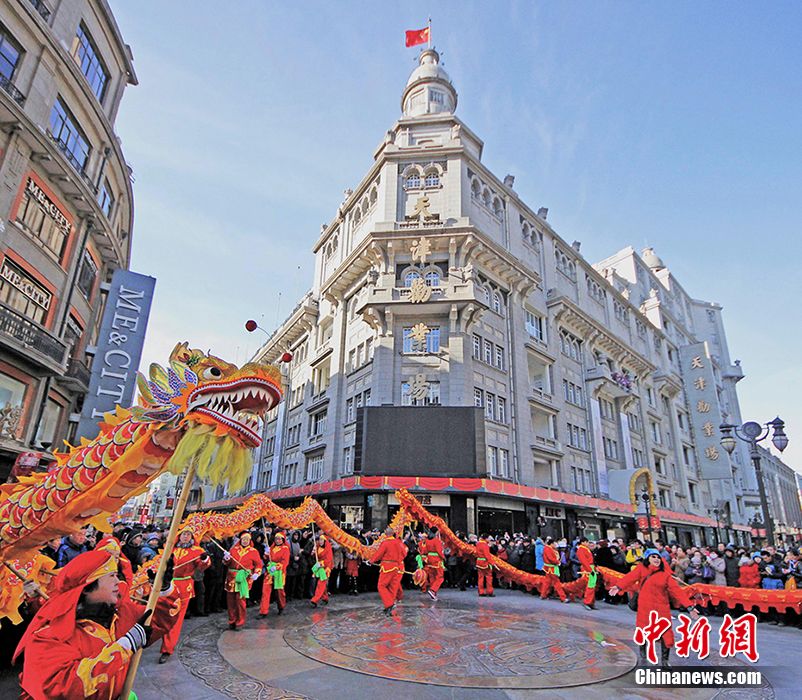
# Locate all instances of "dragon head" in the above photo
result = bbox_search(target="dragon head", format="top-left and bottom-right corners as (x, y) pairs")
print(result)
(135, 343), (283, 490)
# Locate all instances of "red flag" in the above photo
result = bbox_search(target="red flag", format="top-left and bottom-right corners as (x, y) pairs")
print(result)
(405, 27), (430, 48)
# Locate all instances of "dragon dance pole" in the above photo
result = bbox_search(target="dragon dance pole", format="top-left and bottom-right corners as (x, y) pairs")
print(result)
(120, 459), (198, 699)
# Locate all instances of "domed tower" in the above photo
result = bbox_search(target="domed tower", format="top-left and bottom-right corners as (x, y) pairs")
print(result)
(401, 48), (458, 117)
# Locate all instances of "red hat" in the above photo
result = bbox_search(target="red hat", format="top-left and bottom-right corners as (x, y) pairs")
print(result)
(14, 548), (119, 662)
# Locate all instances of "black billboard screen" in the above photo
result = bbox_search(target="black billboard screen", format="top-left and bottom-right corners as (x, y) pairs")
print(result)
(356, 406), (486, 477)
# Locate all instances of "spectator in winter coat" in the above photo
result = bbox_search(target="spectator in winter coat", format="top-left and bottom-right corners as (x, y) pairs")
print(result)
(610, 545), (627, 573)
(56, 531), (88, 568)
(723, 547), (740, 587)
(738, 554), (762, 589)
(671, 547), (690, 583)
(625, 541), (644, 571)
(707, 551), (727, 586)
(759, 552), (785, 590)
(520, 541), (535, 574)
(534, 537), (545, 572)
(685, 553), (706, 584)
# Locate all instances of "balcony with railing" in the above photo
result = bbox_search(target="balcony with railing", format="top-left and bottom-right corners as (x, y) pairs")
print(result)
(0, 303), (67, 370)
(61, 357), (91, 391)
(49, 135), (96, 192)
(0, 74), (26, 106)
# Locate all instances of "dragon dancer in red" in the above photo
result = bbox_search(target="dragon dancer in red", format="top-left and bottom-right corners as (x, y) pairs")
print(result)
(370, 527), (408, 616)
(576, 537), (598, 609)
(159, 527), (209, 663)
(609, 548), (699, 667)
(421, 529), (445, 601)
(475, 535), (495, 597)
(539, 536), (569, 603)
(224, 531), (262, 630)
(310, 533), (334, 607)
(15, 545), (180, 700)
(260, 530), (290, 616)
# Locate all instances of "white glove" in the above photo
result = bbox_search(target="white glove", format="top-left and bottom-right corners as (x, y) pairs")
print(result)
(22, 580), (39, 597)
(251, 573), (259, 582)
(117, 623), (147, 652)
(223, 552), (231, 562)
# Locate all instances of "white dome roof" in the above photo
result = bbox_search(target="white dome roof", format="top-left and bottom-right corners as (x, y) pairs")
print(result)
(641, 247), (665, 270)
(401, 49), (457, 117)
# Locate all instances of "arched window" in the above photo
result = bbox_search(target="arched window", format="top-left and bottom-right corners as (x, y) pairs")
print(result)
(370, 188), (378, 204)
(424, 171), (440, 187)
(406, 171), (421, 188)
(482, 189), (491, 206)
(404, 270), (422, 287)
(493, 198), (503, 218)
(522, 223), (531, 243)
(424, 270), (440, 287)
(481, 285), (491, 305)
(361, 199), (369, 215)
(471, 179), (481, 198)
(353, 208), (362, 223)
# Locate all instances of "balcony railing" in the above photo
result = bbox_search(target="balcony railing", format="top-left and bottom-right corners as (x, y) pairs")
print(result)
(66, 357), (91, 388)
(0, 74), (26, 106)
(0, 303), (67, 367)
(49, 135), (97, 192)
(29, 0), (51, 21)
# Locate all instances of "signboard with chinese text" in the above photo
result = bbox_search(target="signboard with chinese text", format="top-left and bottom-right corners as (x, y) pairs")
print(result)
(679, 342), (730, 479)
(77, 270), (156, 441)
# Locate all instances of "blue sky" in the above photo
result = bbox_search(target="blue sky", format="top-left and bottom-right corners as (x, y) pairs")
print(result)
(110, 2), (802, 472)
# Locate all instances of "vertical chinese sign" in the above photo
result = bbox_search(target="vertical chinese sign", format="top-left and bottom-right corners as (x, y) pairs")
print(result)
(679, 342), (729, 479)
(77, 269), (156, 441)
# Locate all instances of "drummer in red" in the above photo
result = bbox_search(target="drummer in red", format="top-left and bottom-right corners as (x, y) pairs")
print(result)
(260, 531), (290, 617)
(159, 528), (209, 663)
(369, 527), (408, 616)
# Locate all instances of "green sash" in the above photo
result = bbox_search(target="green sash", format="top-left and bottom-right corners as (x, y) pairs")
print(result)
(416, 554), (424, 569)
(234, 569), (250, 599)
(268, 563), (285, 589)
(587, 569), (598, 589)
(312, 561), (328, 581)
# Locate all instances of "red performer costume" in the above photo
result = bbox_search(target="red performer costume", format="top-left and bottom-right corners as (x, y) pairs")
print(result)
(539, 540), (568, 602)
(475, 536), (495, 597)
(611, 548), (697, 667)
(260, 531), (290, 616)
(310, 535), (334, 606)
(422, 532), (445, 600)
(576, 539), (597, 609)
(15, 545), (181, 700)
(224, 532), (263, 630)
(159, 529), (209, 661)
(370, 528), (408, 615)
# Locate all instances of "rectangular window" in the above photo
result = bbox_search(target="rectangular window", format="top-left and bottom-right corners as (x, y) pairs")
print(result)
(483, 339), (493, 364)
(472, 334), (481, 359)
(563, 379), (584, 407)
(688, 482), (697, 504)
(402, 326), (440, 353)
(571, 466), (578, 491)
(0, 25), (23, 81)
(363, 388), (371, 405)
(632, 447), (644, 467)
(343, 446), (353, 474)
(76, 251), (97, 299)
(401, 380), (440, 406)
(485, 393), (495, 420)
(473, 387), (483, 408)
(497, 397), (506, 423)
(650, 421), (661, 444)
(599, 398), (614, 420)
(49, 97), (91, 173)
(15, 177), (72, 259)
(524, 309), (545, 341)
(567, 423), (588, 450)
(365, 338), (373, 361)
(677, 411), (687, 430)
(356, 343), (364, 367)
(603, 437), (619, 460)
(494, 344), (504, 370)
(97, 178), (114, 219)
(655, 455), (665, 475)
(346, 398), (354, 423)
(348, 349), (356, 371)
(306, 453), (324, 482)
(628, 411), (641, 432)
(72, 23), (108, 101)
(646, 387), (656, 407)
(487, 446), (498, 476)
(0, 260), (52, 324)
(499, 449), (510, 478)
(310, 410), (327, 438)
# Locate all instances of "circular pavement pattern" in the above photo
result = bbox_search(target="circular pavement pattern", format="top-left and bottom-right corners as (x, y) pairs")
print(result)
(283, 603), (637, 689)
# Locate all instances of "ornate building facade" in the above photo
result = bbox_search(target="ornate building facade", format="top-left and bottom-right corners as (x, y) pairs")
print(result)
(0, 0), (135, 478)
(209, 48), (786, 546)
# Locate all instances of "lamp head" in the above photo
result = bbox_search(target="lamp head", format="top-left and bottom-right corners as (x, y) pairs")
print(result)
(769, 417), (788, 452)
(719, 423), (737, 454)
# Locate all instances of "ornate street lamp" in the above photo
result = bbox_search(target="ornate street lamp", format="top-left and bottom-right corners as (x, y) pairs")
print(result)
(641, 486), (653, 542)
(712, 507), (721, 546)
(720, 417), (789, 548)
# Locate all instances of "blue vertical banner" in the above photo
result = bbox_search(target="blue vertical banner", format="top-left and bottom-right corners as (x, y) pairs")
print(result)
(77, 269), (156, 440)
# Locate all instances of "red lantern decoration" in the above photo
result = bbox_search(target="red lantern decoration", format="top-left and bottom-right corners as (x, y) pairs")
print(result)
(280, 352), (293, 363)
(245, 320), (258, 332)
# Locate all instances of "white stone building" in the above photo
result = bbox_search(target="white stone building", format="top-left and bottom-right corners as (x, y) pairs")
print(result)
(207, 48), (779, 546)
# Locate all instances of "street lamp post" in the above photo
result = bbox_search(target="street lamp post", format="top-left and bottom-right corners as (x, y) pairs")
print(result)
(712, 507), (721, 546)
(641, 487), (653, 543)
(719, 417), (789, 549)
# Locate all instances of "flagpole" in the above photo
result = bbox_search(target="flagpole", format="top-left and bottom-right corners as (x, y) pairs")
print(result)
(428, 18), (432, 48)
(120, 459), (197, 699)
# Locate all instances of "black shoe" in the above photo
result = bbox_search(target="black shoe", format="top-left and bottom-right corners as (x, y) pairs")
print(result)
(660, 642), (671, 669)
(277, 607), (284, 615)
(583, 604), (595, 611)
(487, 593), (496, 597)
(258, 613), (267, 619)
(159, 653), (170, 664)
(228, 623), (236, 630)
(310, 601), (318, 608)
(384, 604), (395, 617)
(321, 599), (328, 606)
